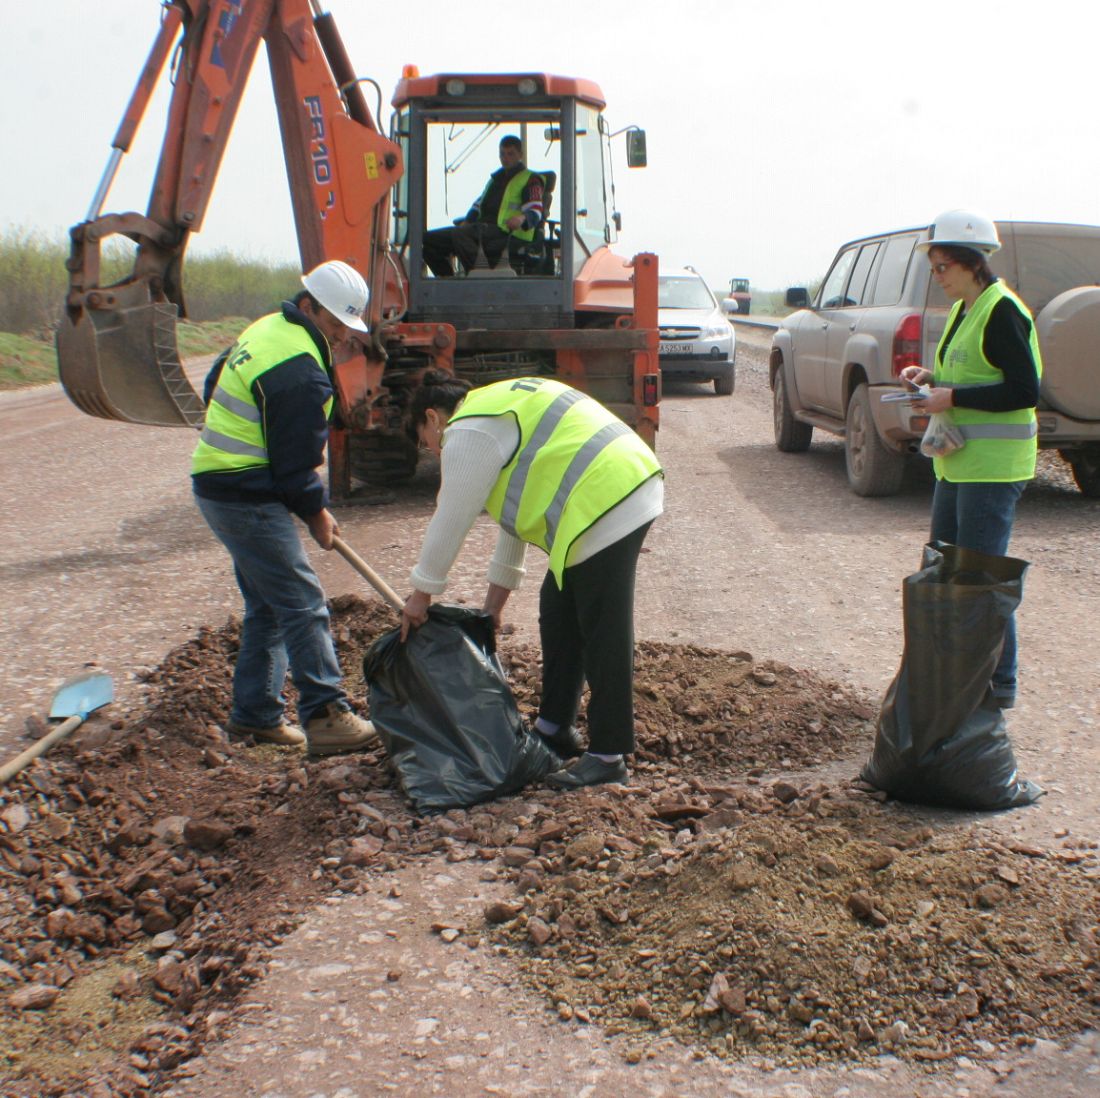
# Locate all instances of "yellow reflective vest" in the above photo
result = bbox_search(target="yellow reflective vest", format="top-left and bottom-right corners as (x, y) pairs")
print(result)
(191, 313), (332, 475)
(449, 378), (663, 587)
(933, 281), (1042, 483)
(475, 168), (540, 242)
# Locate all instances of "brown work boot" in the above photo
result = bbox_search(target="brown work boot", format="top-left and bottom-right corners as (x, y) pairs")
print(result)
(305, 704), (376, 756)
(225, 719), (306, 747)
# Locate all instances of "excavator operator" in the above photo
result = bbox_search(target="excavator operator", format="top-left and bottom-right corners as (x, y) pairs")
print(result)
(422, 134), (544, 276)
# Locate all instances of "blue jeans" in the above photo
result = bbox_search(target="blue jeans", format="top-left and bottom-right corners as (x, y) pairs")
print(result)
(195, 495), (345, 727)
(929, 478), (1027, 701)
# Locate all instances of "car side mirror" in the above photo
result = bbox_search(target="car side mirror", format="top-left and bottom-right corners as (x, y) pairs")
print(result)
(785, 287), (810, 308)
(626, 129), (647, 168)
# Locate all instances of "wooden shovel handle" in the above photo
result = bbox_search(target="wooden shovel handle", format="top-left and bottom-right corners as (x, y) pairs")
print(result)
(331, 537), (404, 611)
(0, 716), (83, 787)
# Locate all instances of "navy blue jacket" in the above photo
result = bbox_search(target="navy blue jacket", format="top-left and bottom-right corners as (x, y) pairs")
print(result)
(191, 302), (334, 518)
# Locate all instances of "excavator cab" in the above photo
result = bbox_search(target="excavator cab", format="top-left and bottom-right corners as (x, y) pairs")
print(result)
(383, 72), (657, 426)
(392, 73), (635, 333)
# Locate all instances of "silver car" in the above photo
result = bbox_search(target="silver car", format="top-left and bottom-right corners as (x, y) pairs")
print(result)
(658, 268), (736, 395)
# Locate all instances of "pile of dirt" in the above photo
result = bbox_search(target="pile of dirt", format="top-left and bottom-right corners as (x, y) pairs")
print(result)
(0, 595), (1096, 1096)
(486, 786), (1099, 1068)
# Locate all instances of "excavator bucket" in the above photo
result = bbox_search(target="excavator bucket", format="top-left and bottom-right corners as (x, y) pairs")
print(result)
(57, 298), (206, 428)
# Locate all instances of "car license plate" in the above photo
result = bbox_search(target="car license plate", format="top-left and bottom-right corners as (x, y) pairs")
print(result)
(660, 342), (692, 355)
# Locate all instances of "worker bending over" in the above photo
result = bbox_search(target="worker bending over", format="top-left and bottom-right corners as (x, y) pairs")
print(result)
(402, 370), (663, 789)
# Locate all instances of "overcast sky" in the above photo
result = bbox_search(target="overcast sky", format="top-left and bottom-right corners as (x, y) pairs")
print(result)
(8, 0), (1100, 293)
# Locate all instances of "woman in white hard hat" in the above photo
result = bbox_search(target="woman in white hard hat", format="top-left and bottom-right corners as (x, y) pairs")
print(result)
(192, 260), (379, 754)
(901, 210), (1042, 708)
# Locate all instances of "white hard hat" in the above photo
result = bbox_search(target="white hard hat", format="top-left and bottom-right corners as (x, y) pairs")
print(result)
(917, 209), (1001, 255)
(300, 260), (369, 332)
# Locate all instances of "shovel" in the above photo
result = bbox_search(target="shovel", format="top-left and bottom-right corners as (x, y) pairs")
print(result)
(0, 671), (115, 786)
(331, 536), (404, 611)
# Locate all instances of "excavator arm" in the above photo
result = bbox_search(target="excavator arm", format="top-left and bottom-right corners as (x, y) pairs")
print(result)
(58, 0), (403, 428)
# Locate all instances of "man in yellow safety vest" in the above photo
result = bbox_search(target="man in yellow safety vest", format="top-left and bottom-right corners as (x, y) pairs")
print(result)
(422, 134), (545, 276)
(192, 260), (378, 755)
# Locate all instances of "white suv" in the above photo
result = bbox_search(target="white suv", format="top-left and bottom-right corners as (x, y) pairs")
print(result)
(658, 268), (736, 395)
(770, 221), (1100, 496)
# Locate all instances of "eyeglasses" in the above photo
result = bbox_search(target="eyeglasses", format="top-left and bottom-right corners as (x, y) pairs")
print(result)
(930, 261), (957, 275)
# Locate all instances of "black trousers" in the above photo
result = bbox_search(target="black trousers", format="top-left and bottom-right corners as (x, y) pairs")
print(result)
(422, 223), (512, 276)
(537, 522), (653, 755)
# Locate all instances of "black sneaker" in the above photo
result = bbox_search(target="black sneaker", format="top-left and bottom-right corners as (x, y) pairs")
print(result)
(545, 752), (628, 789)
(537, 724), (585, 758)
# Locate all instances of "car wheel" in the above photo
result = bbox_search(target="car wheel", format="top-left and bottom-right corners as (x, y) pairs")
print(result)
(845, 383), (905, 497)
(773, 368), (812, 452)
(1067, 444), (1100, 497)
(714, 363), (735, 396)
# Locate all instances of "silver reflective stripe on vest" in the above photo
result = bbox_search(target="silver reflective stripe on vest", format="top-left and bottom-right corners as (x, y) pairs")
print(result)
(210, 384), (262, 422)
(198, 425), (269, 460)
(500, 388), (586, 535)
(958, 421), (1037, 441)
(544, 421), (633, 546)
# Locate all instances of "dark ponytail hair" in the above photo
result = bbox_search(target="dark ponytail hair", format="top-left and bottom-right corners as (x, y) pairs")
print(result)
(938, 244), (996, 289)
(405, 368), (472, 443)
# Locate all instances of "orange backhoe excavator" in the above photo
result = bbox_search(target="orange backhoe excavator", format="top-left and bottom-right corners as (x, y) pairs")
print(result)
(57, 0), (660, 499)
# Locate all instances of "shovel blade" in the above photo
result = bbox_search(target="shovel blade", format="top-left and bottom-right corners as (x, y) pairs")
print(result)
(49, 672), (115, 721)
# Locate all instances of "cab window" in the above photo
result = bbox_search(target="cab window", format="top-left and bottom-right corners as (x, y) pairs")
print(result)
(575, 104), (611, 255)
(846, 243), (881, 306)
(871, 234), (918, 305)
(391, 108), (410, 247)
(818, 248), (857, 309)
(423, 121), (558, 229)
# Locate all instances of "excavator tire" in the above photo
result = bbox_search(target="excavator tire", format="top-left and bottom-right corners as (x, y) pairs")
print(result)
(348, 433), (419, 486)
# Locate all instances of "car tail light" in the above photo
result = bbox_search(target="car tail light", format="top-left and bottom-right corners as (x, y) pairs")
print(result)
(642, 373), (660, 406)
(892, 313), (922, 376)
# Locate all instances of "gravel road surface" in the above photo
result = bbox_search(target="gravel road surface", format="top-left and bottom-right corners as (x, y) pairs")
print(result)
(2, 326), (1097, 1095)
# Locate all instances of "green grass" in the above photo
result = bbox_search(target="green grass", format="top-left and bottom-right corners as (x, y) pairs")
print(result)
(0, 226), (301, 391)
(0, 318), (254, 392)
(0, 332), (59, 389)
(176, 317), (251, 358)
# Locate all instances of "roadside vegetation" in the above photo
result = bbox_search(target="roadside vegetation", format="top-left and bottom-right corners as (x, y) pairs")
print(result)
(0, 228), (299, 390)
(1, 227), (819, 390)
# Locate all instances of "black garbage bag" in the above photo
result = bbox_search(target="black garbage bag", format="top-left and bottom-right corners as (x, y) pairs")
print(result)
(364, 604), (559, 811)
(861, 541), (1042, 810)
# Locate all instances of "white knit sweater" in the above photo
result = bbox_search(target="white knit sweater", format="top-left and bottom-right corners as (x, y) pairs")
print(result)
(409, 415), (664, 595)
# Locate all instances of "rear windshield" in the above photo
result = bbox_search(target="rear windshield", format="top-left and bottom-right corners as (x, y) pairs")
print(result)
(659, 277), (714, 309)
(997, 226), (1100, 314)
(923, 225), (1100, 314)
